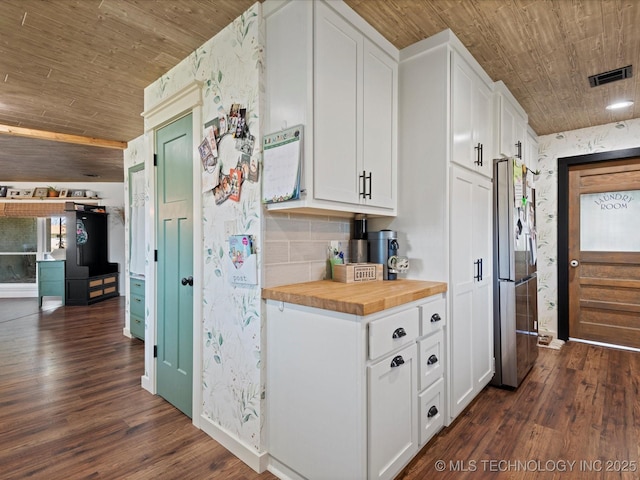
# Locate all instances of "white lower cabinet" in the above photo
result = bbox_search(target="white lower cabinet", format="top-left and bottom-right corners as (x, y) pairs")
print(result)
(266, 293), (446, 480)
(368, 343), (418, 480)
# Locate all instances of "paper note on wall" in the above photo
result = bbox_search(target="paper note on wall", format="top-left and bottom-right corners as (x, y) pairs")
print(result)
(262, 125), (303, 204)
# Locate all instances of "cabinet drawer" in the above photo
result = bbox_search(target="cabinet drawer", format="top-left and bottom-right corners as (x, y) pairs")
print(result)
(369, 307), (419, 360)
(89, 289), (103, 298)
(130, 314), (144, 340)
(130, 293), (145, 318)
(130, 278), (145, 296)
(89, 278), (104, 288)
(420, 297), (446, 336)
(418, 330), (444, 392)
(39, 265), (63, 281)
(103, 275), (117, 285)
(419, 377), (445, 446)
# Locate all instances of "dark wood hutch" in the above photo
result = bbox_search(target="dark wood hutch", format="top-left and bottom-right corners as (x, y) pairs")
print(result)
(64, 202), (119, 305)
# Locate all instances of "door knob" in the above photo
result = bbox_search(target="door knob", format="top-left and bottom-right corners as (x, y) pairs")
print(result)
(570, 260), (579, 268)
(181, 276), (194, 286)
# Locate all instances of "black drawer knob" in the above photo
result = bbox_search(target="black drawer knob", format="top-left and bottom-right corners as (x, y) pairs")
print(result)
(390, 355), (405, 368)
(430, 313), (441, 323)
(427, 354), (438, 365)
(427, 406), (438, 418)
(392, 327), (407, 339)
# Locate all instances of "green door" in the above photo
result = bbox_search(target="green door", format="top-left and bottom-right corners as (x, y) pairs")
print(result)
(156, 114), (194, 417)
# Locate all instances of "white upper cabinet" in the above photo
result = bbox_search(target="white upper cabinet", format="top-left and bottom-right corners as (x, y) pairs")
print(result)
(495, 80), (528, 160)
(451, 51), (493, 178)
(264, 0), (398, 216)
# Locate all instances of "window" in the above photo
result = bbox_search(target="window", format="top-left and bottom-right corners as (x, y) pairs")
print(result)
(0, 217), (67, 286)
(0, 218), (38, 284)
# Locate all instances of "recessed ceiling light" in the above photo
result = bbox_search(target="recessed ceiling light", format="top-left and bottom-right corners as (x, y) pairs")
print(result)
(606, 101), (634, 110)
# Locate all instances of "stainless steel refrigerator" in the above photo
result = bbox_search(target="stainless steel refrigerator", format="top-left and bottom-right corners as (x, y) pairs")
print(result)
(492, 158), (538, 388)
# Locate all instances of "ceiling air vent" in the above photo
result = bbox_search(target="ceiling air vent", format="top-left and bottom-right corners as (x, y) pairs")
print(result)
(589, 65), (633, 87)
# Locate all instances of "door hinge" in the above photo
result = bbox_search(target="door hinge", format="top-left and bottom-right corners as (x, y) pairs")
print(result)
(154, 250), (158, 262)
(153, 345), (158, 358)
(153, 153), (158, 166)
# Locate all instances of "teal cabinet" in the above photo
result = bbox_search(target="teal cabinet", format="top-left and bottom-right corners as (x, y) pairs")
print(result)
(38, 260), (65, 307)
(130, 276), (145, 340)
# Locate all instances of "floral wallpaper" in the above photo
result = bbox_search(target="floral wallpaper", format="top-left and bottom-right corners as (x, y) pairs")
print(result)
(143, 3), (265, 453)
(535, 118), (640, 338)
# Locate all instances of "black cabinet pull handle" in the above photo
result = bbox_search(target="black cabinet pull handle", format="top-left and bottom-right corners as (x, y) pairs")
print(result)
(181, 276), (193, 286)
(359, 170), (366, 198)
(392, 327), (407, 339)
(430, 313), (441, 323)
(474, 259), (481, 281)
(479, 258), (483, 281)
(366, 172), (372, 199)
(427, 406), (439, 418)
(427, 354), (438, 365)
(390, 355), (405, 368)
(516, 141), (522, 159)
(474, 143), (483, 166)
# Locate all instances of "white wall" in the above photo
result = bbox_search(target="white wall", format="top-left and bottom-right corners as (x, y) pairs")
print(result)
(1, 181), (125, 295)
(535, 118), (640, 338)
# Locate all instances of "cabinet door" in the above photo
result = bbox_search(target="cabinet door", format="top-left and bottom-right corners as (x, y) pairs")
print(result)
(368, 343), (418, 480)
(473, 78), (493, 177)
(451, 53), (474, 170)
(471, 174), (494, 387)
(314, 1), (361, 205)
(451, 53), (493, 177)
(498, 97), (516, 158)
(363, 39), (396, 209)
(449, 166), (476, 419)
(498, 96), (526, 160)
(449, 166), (493, 420)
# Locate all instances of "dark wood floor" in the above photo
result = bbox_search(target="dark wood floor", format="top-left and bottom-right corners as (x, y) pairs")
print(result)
(400, 341), (640, 480)
(0, 297), (276, 480)
(1, 298), (638, 479)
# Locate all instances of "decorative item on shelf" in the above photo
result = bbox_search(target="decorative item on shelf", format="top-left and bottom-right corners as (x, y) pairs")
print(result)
(85, 190), (96, 198)
(76, 219), (89, 245)
(33, 187), (49, 198)
(72, 190), (85, 197)
(7, 189), (21, 198)
(59, 189), (69, 198)
(0, 186), (8, 197)
(21, 188), (34, 197)
(47, 186), (60, 197)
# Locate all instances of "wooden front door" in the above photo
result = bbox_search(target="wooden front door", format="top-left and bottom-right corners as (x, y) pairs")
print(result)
(156, 114), (194, 417)
(567, 158), (640, 348)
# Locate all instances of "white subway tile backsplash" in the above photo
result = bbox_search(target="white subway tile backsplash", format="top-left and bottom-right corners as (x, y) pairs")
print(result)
(264, 211), (353, 285)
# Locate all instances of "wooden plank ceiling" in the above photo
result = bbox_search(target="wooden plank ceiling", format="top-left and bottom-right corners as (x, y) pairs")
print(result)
(0, 0), (638, 183)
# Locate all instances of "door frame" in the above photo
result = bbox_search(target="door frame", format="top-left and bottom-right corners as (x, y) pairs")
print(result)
(557, 146), (640, 341)
(141, 81), (204, 428)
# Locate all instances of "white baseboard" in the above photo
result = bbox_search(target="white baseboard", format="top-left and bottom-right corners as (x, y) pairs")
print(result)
(0, 284), (38, 298)
(140, 374), (152, 393)
(267, 457), (305, 480)
(199, 414), (269, 473)
(122, 327), (132, 338)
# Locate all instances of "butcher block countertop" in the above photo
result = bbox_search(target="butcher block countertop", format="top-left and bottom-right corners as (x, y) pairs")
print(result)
(262, 279), (447, 316)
